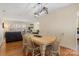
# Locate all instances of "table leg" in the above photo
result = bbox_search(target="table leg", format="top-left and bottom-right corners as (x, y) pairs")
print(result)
(40, 45), (46, 56)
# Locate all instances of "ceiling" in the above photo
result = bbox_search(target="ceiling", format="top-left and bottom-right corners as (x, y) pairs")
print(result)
(0, 3), (72, 21)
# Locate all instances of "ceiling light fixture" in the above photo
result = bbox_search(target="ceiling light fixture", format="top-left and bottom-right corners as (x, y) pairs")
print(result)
(34, 3), (48, 17)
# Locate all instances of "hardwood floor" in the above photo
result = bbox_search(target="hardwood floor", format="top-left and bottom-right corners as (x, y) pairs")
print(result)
(6, 41), (24, 56)
(60, 47), (79, 56)
(2, 41), (79, 56)
(0, 40), (5, 56)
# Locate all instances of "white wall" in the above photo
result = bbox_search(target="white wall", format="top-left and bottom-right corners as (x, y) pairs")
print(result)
(0, 17), (4, 47)
(39, 4), (79, 50)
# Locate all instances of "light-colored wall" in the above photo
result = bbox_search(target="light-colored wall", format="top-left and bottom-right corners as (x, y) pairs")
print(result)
(39, 4), (79, 50)
(0, 18), (4, 47)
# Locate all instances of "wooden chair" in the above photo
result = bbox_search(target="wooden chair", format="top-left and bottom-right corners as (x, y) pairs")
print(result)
(46, 34), (63, 56)
(23, 34), (41, 56)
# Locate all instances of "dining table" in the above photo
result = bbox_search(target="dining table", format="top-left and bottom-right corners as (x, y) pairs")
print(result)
(23, 34), (57, 56)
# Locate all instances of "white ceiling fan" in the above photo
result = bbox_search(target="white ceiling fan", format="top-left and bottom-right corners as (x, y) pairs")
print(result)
(33, 3), (48, 18)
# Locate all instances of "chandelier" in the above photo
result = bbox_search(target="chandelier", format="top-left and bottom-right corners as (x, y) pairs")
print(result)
(33, 3), (48, 17)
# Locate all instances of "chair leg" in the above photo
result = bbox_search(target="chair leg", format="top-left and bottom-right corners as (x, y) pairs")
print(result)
(40, 45), (46, 56)
(23, 46), (29, 56)
(32, 50), (35, 56)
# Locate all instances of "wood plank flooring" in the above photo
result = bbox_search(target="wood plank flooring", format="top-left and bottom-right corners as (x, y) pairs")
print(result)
(6, 41), (24, 56)
(1, 41), (79, 56)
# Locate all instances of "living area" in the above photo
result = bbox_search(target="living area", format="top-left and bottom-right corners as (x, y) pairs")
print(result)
(0, 3), (79, 56)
